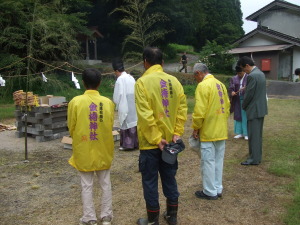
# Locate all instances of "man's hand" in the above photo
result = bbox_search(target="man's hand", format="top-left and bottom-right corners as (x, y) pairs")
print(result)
(158, 139), (169, 151)
(193, 129), (199, 139)
(231, 91), (237, 96)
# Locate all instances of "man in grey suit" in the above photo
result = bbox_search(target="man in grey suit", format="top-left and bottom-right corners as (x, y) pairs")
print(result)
(237, 56), (268, 165)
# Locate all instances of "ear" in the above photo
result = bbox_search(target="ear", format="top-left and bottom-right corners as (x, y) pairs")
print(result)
(144, 59), (150, 70)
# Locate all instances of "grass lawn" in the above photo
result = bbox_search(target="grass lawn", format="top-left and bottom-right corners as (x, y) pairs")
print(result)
(0, 104), (15, 123)
(263, 98), (300, 224)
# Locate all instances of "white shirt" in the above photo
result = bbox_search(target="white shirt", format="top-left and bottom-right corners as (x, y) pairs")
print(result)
(113, 72), (137, 129)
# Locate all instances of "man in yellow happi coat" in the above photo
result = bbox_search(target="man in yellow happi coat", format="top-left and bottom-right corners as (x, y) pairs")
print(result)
(135, 47), (187, 225)
(68, 68), (115, 225)
(192, 63), (230, 200)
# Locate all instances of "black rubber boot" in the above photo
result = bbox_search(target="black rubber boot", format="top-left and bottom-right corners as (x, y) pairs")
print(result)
(137, 208), (160, 225)
(163, 200), (178, 225)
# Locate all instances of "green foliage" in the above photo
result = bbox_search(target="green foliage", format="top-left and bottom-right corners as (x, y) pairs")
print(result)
(194, 0), (244, 49)
(151, 0), (244, 49)
(54, 77), (115, 102)
(0, 0), (93, 101)
(199, 40), (235, 73)
(162, 44), (177, 60)
(168, 44), (194, 54)
(110, 0), (170, 61)
(150, 0), (204, 48)
(0, 0), (91, 74)
(172, 72), (196, 86)
(183, 85), (197, 97)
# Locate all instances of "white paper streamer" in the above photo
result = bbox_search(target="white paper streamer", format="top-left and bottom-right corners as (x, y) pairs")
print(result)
(41, 72), (47, 82)
(71, 71), (80, 89)
(0, 75), (5, 87)
(75, 82), (80, 89)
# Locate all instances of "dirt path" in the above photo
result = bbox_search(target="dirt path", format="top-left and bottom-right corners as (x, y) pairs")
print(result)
(0, 111), (292, 225)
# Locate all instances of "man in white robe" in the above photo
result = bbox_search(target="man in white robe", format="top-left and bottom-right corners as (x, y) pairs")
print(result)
(112, 58), (139, 150)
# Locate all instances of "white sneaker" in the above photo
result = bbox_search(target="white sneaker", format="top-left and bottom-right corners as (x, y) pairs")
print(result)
(79, 220), (97, 225)
(101, 216), (112, 225)
(234, 134), (243, 139)
(244, 136), (248, 140)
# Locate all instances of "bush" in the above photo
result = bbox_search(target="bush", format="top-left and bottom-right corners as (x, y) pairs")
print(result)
(168, 43), (194, 54)
(199, 41), (235, 74)
(163, 44), (178, 60)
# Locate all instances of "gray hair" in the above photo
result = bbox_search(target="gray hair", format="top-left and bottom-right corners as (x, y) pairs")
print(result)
(193, 63), (209, 73)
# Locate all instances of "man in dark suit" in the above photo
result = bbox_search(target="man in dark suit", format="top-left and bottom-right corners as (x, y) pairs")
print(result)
(237, 56), (268, 165)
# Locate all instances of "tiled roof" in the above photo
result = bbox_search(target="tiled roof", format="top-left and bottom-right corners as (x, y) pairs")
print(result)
(233, 26), (300, 47)
(228, 44), (293, 54)
(246, 0), (300, 22)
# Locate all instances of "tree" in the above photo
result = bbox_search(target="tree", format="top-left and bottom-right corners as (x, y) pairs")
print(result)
(86, 0), (245, 57)
(195, 0), (244, 49)
(111, 0), (170, 60)
(150, 0), (204, 46)
(0, 0), (91, 71)
(0, 0), (91, 97)
(199, 40), (235, 73)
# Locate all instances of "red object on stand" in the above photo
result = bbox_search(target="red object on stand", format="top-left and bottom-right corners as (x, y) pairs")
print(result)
(261, 59), (271, 71)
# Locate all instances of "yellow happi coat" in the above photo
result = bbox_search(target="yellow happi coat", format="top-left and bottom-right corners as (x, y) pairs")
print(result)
(135, 65), (187, 150)
(192, 74), (230, 142)
(68, 90), (115, 171)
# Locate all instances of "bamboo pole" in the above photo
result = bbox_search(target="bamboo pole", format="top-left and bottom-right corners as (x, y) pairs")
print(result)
(24, 2), (37, 162)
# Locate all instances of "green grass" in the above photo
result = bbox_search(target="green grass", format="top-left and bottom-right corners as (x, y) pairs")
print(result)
(284, 177), (300, 225)
(0, 104), (15, 122)
(263, 99), (300, 224)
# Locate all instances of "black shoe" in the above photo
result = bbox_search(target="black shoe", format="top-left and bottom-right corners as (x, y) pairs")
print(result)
(163, 211), (177, 225)
(195, 190), (218, 200)
(241, 161), (259, 166)
(217, 193), (222, 198)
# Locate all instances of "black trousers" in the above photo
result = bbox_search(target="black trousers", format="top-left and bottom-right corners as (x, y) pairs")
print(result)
(139, 149), (179, 209)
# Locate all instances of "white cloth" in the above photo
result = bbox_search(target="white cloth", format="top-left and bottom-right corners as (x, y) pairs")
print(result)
(79, 170), (113, 223)
(113, 72), (137, 129)
(239, 74), (245, 96)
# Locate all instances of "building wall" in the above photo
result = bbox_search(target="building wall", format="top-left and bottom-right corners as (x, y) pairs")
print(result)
(239, 34), (282, 47)
(239, 51), (279, 80)
(293, 46), (300, 72)
(258, 9), (300, 38)
(279, 48), (293, 79)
